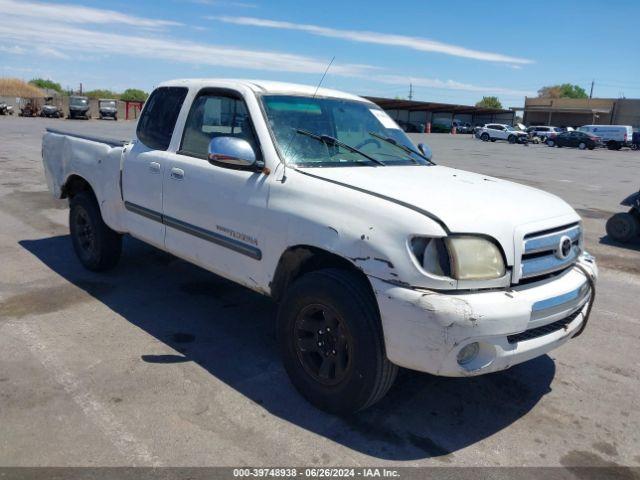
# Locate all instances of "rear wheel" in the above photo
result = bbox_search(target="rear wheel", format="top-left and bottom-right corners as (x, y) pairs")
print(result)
(480, 133), (489, 142)
(508, 135), (516, 144)
(607, 141), (621, 150)
(606, 212), (638, 243)
(546, 139), (555, 147)
(69, 192), (122, 271)
(277, 268), (397, 414)
(578, 142), (587, 150)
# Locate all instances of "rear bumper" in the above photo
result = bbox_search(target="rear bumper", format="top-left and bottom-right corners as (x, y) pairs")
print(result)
(372, 253), (597, 376)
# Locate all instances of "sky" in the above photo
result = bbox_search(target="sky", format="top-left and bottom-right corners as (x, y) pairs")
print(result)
(1, 0), (639, 107)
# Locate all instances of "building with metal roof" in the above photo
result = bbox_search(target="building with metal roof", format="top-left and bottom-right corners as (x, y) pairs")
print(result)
(365, 96), (515, 132)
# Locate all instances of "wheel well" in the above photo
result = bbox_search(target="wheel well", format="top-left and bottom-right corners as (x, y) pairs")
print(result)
(61, 175), (95, 200)
(270, 245), (375, 303)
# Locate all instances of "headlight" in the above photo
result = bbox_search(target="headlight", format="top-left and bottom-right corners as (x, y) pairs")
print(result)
(446, 236), (505, 280)
(411, 235), (505, 281)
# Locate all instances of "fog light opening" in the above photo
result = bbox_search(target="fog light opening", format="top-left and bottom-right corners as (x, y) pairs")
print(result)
(457, 342), (480, 366)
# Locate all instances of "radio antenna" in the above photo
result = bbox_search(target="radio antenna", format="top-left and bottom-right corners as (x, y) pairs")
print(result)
(281, 56), (335, 181)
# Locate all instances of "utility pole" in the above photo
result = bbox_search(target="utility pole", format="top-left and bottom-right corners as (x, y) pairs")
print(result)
(589, 80), (594, 99)
(408, 83), (413, 100)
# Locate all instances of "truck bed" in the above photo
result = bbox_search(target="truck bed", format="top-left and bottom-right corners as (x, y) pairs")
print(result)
(42, 128), (129, 232)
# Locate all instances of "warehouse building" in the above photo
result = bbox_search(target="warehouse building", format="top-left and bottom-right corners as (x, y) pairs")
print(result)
(523, 97), (640, 128)
(366, 97), (515, 132)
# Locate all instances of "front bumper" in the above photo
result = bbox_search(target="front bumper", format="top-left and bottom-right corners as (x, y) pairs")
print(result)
(372, 253), (597, 376)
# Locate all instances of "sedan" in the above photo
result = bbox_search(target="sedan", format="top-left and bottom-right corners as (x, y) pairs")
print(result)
(547, 131), (600, 150)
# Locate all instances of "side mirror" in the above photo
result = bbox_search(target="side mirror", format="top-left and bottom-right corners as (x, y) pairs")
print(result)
(417, 143), (433, 161)
(208, 136), (257, 169)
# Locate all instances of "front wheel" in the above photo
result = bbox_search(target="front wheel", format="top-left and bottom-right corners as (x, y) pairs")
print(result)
(70, 192), (122, 271)
(277, 268), (397, 414)
(606, 212), (638, 243)
(508, 135), (516, 144)
(547, 139), (555, 147)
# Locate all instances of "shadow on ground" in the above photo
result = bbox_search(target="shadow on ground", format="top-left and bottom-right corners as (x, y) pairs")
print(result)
(599, 235), (640, 252)
(20, 235), (555, 461)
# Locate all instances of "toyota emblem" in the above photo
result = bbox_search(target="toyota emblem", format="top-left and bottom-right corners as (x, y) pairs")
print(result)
(556, 235), (573, 259)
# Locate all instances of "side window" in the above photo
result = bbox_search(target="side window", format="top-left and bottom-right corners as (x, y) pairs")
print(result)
(136, 87), (188, 151)
(494, 125), (504, 131)
(180, 93), (260, 159)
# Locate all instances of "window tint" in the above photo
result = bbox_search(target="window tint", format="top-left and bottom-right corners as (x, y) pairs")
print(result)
(180, 93), (259, 158)
(136, 87), (188, 151)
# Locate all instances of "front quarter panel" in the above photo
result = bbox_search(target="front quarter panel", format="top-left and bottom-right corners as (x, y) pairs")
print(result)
(262, 168), (451, 290)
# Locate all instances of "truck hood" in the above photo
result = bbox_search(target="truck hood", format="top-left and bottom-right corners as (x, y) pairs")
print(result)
(300, 165), (579, 262)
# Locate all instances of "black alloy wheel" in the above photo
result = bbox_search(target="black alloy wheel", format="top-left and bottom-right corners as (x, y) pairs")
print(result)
(293, 303), (353, 386)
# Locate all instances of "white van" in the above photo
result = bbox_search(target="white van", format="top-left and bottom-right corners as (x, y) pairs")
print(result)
(577, 125), (633, 150)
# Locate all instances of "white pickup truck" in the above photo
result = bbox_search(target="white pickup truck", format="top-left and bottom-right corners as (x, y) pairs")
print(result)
(42, 79), (597, 413)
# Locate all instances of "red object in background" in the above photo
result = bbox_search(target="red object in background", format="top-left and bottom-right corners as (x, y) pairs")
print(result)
(426, 122), (431, 134)
(124, 100), (144, 120)
(451, 126), (457, 135)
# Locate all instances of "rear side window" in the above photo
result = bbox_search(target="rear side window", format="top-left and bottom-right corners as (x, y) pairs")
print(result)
(136, 87), (188, 151)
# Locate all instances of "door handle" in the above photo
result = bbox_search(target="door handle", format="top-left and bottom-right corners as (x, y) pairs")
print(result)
(170, 167), (184, 180)
(149, 161), (161, 174)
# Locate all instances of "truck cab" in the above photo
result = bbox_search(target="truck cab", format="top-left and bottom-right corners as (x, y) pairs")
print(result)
(42, 79), (597, 413)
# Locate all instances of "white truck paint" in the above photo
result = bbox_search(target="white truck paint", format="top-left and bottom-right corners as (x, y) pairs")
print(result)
(42, 79), (597, 412)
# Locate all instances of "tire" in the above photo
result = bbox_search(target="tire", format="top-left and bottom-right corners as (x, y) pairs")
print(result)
(578, 142), (587, 150)
(277, 268), (397, 414)
(480, 133), (489, 142)
(490, 138), (496, 142)
(607, 141), (621, 151)
(588, 146), (595, 150)
(606, 212), (638, 243)
(69, 192), (122, 271)
(508, 135), (516, 144)
(547, 139), (555, 147)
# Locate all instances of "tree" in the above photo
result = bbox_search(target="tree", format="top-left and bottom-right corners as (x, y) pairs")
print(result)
(29, 78), (63, 93)
(476, 96), (503, 109)
(537, 84), (588, 99)
(120, 88), (148, 102)
(85, 89), (118, 99)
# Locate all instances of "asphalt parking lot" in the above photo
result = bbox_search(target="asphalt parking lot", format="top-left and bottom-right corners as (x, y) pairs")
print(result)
(1, 117), (639, 468)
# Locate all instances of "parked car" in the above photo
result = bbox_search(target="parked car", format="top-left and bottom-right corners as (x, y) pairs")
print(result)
(42, 79), (597, 414)
(546, 131), (600, 150)
(397, 120), (423, 133)
(453, 121), (472, 134)
(98, 99), (118, 121)
(632, 132), (640, 151)
(606, 190), (640, 242)
(526, 126), (563, 141)
(40, 104), (63, 118)
(479, 124), (528, 143)
(577, 125), (633, 150)
(0, 101), (14, 115)
(68, 95), (90, 119)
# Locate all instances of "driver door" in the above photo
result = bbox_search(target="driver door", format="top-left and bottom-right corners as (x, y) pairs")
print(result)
(162, 90), (269, 289)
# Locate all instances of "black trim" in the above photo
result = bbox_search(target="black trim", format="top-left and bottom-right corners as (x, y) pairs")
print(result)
(293, 169), (450, 233)
(124, 201), (261, 260)
(124, 201), (162, 222)
(46, 128), (126, 147)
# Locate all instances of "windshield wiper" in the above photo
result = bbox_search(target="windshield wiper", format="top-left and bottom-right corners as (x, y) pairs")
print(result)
(295, 129), (386, 166)
(368, 131), (430, 164)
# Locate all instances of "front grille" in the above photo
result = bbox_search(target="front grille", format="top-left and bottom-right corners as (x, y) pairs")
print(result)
(507, 309), (582, 344)
(519, 223), (582, 281)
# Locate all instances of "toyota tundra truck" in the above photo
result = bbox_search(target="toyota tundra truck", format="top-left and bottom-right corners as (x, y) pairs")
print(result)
(42, 79), (597, 414)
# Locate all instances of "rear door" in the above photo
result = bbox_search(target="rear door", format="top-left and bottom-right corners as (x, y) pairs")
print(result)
(162, 88), (269, 289)
(122, 86), (188, 248)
